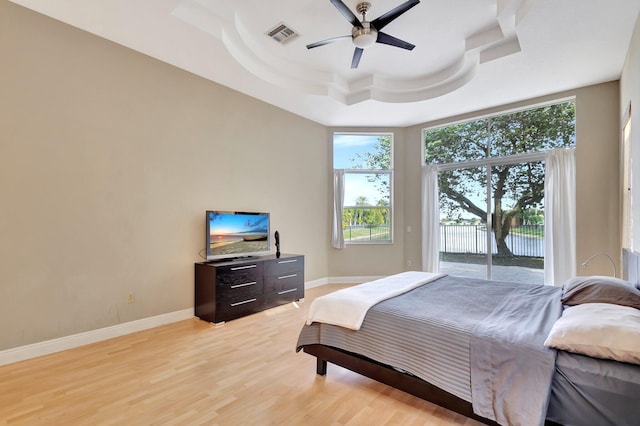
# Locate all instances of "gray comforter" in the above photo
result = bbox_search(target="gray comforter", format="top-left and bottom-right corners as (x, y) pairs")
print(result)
(297, 275), (562, 426)
(470, 282), (562, 426)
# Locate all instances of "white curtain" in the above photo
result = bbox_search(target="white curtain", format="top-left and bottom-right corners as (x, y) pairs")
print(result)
(622, 117), (633, 248)
(332, 169), (346, 249)
(422, 164), (440, 272)
(544, 147), (576, 286)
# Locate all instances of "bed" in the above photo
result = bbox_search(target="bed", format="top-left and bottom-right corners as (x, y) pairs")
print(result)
(296, 254), (640, 426)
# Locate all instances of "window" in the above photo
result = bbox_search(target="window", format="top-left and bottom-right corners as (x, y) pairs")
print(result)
(423, 101), (575, 283)
(333, 133), (393, 243)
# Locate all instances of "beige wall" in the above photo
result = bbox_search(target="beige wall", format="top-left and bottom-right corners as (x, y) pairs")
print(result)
(621, 11), (640, 251)
(574, 83), (622, 272)
(0, 2), (329, 350)
(403, 82), (621, 277)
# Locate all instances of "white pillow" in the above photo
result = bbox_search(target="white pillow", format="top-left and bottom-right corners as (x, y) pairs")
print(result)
(544, 303), (640, 365)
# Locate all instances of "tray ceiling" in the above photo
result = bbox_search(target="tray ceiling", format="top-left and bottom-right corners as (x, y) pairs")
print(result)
(9, 0), (640, 126)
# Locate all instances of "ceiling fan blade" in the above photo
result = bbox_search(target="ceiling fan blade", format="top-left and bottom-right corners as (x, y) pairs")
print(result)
(376, 31), (415, 50)
(330, 0), (363, 28)
(351, 47), (364, 69)
(306, 35), (352, 49)
(371, 0), (420, 31)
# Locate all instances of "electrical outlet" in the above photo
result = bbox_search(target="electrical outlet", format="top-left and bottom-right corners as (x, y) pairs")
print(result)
(407, 260), (413, 267)
(127, 292), (135, 304)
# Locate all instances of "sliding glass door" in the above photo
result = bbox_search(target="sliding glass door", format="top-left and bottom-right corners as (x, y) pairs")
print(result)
(425, 101), (575, 285)
(438, 160), (545, 284)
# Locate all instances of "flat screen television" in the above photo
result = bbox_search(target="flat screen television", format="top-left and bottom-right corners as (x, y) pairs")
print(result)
(206, 210), (271, 261)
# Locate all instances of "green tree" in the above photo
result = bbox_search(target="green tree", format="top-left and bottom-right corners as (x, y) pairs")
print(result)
(377, 198), (390, 225)
(363, 208), (384, 228)
(424, 102), (575, 256)
(352, 135), (391, 202)
(354, 196), (369, 225)
(342, 209), (353, 229)
(352, 135), (391, 169)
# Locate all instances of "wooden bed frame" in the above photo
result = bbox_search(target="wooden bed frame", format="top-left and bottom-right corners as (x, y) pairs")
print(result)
(303, 344), (500, 426)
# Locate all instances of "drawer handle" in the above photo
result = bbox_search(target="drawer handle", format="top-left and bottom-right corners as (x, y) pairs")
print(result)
(230, 298), (257, 307)
(278, 274), (298, 280)
(277, 259), (297, 264)
(231, 264), (257, 271)
(230, 281), (257, 289)
(277, 288), (297, 295)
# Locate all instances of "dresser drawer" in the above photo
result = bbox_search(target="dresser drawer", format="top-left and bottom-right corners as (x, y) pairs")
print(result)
(265, 270), (303, 293)
(216, 294), (265, 322)
(215, 262), (263, 287)
(265, 286), (304, 308)
(216, 280), (264, 303)
(265, 256), (303, 277)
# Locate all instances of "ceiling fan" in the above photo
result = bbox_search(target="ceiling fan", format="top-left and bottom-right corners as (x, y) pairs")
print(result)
(306, 0), (420, 69)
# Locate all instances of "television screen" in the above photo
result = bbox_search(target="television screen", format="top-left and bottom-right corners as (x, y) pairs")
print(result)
(206, 211), (270, 261)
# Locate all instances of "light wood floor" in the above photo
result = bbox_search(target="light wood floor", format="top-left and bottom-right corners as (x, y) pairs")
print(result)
(0, 284), (483, 425)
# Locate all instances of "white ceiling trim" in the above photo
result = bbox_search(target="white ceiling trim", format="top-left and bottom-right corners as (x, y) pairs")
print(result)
(173, 0), (534, 105)
(8, 0), (639, 127)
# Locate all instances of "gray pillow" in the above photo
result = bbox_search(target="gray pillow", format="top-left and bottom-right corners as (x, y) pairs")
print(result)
(562, 276), (640, 309)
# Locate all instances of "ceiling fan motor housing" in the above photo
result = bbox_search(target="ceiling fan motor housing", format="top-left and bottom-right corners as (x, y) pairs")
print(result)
(352, 22), (378, 48)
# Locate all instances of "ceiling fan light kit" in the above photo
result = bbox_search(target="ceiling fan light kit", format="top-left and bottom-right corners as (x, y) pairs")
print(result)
(307, 0), (420, 69)
(352, 23), (378, 48)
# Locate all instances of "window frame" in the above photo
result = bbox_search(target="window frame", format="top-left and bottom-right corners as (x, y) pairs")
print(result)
(421, 97), (576, 167)
(421, 98), (576, 280)
(334, 132), (394, 245)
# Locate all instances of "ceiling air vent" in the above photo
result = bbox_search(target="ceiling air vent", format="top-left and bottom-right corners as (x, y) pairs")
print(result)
(266, 22), (299, 44)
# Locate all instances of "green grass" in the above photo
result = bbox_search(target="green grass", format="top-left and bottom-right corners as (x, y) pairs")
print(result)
(344, 226), (390, 241)
(510, 226), (544, 238)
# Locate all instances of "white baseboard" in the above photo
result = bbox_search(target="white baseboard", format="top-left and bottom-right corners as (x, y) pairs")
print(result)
(1, 276), (379, 367)
(0, 308), (194, 366)
(304, 276), (381, 289)
(304, 277), (329, 288)
(327, 276), (384, 284)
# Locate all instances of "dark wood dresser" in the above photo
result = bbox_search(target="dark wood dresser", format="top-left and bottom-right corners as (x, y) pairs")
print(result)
(194, 254), (304, 324)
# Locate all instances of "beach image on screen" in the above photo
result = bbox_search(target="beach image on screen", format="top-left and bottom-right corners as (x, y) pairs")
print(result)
(208, 212), (269, 256)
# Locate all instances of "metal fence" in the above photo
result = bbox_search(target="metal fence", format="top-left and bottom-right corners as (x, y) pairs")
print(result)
(344, 225), (390, 242)
(440, 224), (544, 257)
(342, 224), (543, 255)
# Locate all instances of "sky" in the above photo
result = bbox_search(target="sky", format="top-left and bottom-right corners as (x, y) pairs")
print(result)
(208, 212), (269, 235)
(333, 134), (388, 206)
